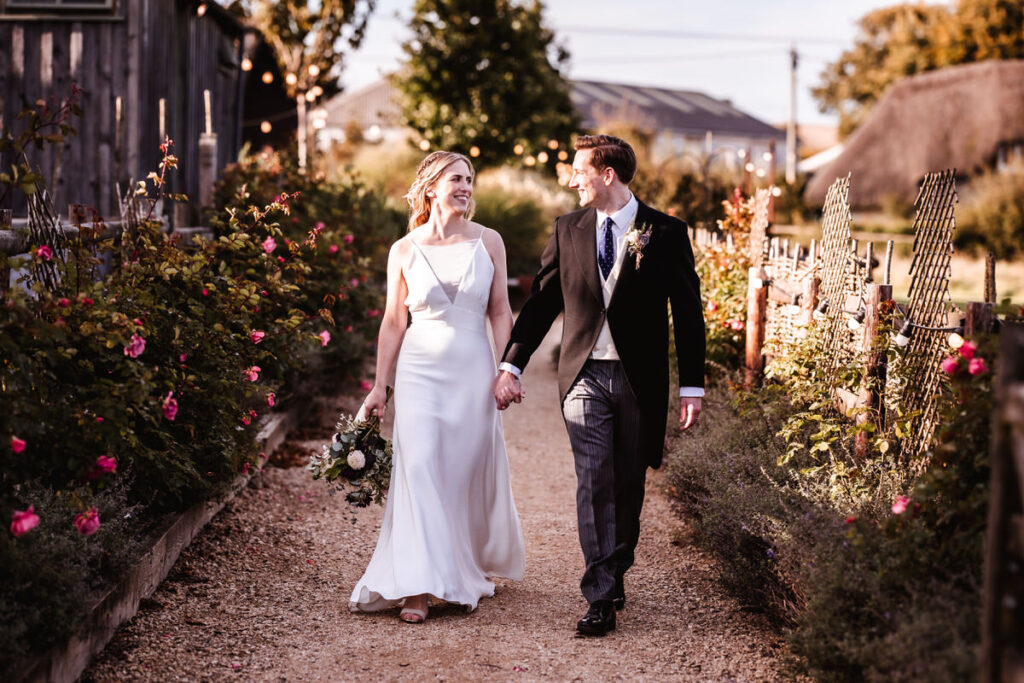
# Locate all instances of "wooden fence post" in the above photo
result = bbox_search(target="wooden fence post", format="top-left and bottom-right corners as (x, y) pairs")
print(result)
(981, 322), (1024, 682)
(198, 90), (218, 215)
(966, 302), (996, 337)
(744, 267), (768, 387)
(854, 283), (893, 459)
(0, 209), (11, 294)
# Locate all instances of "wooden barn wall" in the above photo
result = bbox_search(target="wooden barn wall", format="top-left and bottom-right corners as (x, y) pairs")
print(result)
(0, 0), (244, 222)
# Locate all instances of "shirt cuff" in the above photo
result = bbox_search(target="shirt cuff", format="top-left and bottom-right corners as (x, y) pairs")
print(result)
(679, 387), (705, 398)
(498, 362), (522, 378)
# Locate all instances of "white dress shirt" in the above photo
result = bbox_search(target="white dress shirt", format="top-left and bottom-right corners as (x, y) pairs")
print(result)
(500, 193), (703, 399)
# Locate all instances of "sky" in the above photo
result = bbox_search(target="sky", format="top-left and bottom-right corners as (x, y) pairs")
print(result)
(337, 0), (934, 128)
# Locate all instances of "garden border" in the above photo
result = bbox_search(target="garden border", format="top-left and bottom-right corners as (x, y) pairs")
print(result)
(9, 406), (299, 683)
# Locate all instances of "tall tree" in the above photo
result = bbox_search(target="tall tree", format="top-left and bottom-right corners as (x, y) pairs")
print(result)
(813, 0), (1024, 137)
(227, 0), (376, 168)
(395, 0), (578, 169)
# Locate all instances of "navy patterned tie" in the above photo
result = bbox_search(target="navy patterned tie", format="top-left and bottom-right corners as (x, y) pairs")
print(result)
(598, 217), (615, 279)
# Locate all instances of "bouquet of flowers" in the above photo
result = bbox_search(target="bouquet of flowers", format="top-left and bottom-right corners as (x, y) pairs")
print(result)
(308, 388), (393, 506)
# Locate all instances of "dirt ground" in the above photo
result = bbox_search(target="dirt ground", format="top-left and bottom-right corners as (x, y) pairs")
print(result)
(83, 323), (788, 682)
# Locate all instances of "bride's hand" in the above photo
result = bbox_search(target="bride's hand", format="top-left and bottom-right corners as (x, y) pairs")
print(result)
(363, 384), (387, 418)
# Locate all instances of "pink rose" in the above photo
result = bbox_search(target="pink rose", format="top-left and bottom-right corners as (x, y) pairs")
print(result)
(891, 495), (909, 515)
(940, 356), (959, 374)
(318, 330), (331, 347)
(241, 415), (251, 426)
(706, 300), (718, 312)
(350, 278), (359, 288)
(36, 245), (54, 261)
(262, 236), (277, 254)
(315, 221), (326, 232)
(202, 288), (209, 297)
(179, 353), (187, 363)
(240, 462), (251, 474)
(845, 516), (856, 524)
(367, 309), (381, 318)
(250, 330), (266, 344)
(162, 391), (179, 421)
(328, 244), (339, 254)
(133, 318), (143, 326)
(123, 334), (146, 358)
(959, 341), (977, 360)
(968, 357), (988, 376)
(10, 505), (39, 537)
(277, 256), (285, 263)
(244, 366), (261, 382)
(82, 297), (94, 306)
(11, 436), (26, 454)
(345, 325), (353, 333)
(74, 507), (101, 536)
(266, 392), (276, 407)
(58, 297), (70, 307)
(343, 234), (354, 244)
(360, 380), (373, 391)
(728, 319), (745, 331)
(95, 416), (104, 423)
(88, 455), (117, 480)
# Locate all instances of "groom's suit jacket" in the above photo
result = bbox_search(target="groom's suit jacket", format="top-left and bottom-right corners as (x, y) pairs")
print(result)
(502, 200), (705, 469)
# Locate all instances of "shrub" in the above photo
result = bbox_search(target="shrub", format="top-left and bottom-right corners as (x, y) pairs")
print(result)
(956, 171), (1024, 259)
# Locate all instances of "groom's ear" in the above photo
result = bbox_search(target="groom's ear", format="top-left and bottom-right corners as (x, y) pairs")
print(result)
(601, 166), (617, 186)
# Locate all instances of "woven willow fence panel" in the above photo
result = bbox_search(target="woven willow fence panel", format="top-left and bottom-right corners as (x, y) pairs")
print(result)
(897, 169), (958, 459)
(815, 175), (866, 372)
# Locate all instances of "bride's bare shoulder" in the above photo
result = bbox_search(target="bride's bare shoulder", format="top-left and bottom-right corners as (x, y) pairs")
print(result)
(475, 224), (505, 251)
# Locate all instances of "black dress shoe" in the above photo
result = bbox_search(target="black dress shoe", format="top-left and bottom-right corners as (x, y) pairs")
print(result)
(613, 578), (625, 611)
(576, 600), (616, 636)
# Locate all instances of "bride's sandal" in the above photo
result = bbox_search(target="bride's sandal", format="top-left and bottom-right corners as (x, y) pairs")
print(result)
(399, 606), (427, 624)
(399, 595), (428, 624)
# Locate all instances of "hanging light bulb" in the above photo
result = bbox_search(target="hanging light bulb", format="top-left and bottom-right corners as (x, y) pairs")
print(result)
(847, 306), (866, 331)
(418, 139), (430, 151)
(537, 151), (549, 163)
(241, 58), (253, 72)
(947, 331), (965, 349)
(469, 146), (480, 157)
(894, 320), (913, 347)
(261, 71), (274, 84)
(260, 120), (272, 134)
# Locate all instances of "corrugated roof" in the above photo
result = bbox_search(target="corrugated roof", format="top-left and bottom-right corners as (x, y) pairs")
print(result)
(570, 80), (781, 139)
(324, 77), (780, 140)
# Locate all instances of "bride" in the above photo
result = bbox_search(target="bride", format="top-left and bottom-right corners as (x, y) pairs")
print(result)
(350, 151), (525, 623)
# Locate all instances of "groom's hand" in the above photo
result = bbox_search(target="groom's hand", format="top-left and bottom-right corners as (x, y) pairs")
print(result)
(494, 370), (526, 410)
(679, 397), (702, 430)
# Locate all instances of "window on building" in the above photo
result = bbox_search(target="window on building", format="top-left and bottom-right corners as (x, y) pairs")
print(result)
(1, 0), (115, 13)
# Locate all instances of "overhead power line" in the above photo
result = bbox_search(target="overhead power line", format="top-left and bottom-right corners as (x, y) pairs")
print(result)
(559, 24), (845, 46)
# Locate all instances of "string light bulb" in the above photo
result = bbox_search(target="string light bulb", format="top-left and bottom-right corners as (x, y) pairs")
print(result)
(894, 320), (913, 347)
(260, 120), (272, 134)
(947, 331), (964, 349)
(241, 58), (253, 72)
(261, 71), (274, 84)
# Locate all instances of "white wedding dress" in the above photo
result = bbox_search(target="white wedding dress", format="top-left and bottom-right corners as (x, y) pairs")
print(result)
(349, 235), (525, 612)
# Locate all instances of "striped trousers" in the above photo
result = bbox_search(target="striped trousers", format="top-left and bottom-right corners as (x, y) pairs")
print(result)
(562, 359), (647, 605)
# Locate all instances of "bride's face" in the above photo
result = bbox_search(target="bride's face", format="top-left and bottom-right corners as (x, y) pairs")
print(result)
(430, 160), (473, 214)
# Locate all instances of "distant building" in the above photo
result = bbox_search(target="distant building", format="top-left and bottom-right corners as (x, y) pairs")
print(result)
(321, 77), (782, 171)
(0, 0), (293, 221)
(804, 60), (1024, 208)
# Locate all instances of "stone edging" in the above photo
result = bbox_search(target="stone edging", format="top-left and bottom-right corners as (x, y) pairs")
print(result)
(11, 407), (299, 683)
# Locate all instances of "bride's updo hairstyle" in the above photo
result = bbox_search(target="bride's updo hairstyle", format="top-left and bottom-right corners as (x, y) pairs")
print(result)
(404, 150), (476, 232)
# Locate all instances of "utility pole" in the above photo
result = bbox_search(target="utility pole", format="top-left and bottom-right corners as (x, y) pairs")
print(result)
(786, 45), (798, 184)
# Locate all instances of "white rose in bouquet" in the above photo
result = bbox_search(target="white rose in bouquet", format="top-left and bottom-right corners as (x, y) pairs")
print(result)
(347, 449), (366, 470)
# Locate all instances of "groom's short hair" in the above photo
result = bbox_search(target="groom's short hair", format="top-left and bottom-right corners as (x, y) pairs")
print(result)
(574, 134), (637, 184)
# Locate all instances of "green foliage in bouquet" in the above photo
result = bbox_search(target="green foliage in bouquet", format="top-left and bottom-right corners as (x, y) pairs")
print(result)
(308, 387), (393, 507)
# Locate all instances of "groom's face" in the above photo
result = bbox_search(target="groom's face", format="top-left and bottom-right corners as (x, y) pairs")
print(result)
(568, 149), (607, 209)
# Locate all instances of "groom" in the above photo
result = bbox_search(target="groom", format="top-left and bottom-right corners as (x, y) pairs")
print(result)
(495, 134), (705, 636)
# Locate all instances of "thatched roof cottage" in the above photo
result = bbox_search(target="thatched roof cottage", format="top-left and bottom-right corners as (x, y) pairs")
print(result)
(804, 59), (1024, 208)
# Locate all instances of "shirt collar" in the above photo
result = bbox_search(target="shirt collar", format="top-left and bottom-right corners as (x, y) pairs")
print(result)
(597, 193), (637, 234)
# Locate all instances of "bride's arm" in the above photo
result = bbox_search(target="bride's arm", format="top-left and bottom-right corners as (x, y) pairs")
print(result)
(363, 240), (410, 416)
(483, 228), (514, 356)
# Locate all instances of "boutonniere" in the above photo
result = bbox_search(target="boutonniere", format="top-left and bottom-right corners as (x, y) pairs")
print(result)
(624, 221), (653, 268)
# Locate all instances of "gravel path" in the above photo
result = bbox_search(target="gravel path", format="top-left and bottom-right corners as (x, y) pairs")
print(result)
(84, 322), (787, 681)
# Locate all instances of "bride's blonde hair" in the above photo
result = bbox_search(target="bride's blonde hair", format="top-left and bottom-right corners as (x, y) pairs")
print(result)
(404, 151), (476, 232)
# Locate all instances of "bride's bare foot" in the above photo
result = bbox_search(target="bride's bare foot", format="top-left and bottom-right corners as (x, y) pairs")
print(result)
(399, 594), (429, 624)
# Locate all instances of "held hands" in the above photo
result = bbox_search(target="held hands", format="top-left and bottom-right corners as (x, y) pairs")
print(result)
(679, 397), (702, 431)
(493, 370), (526, 410)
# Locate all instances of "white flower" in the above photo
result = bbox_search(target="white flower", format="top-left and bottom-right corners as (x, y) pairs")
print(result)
(347, 449), (366, 470)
